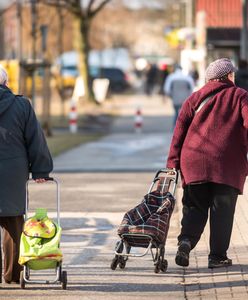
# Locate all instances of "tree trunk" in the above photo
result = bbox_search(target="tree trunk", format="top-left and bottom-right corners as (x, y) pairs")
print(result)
(57, 5), (66, 116)
(73, 16), (94, 101)
(42, 66), (52, 136)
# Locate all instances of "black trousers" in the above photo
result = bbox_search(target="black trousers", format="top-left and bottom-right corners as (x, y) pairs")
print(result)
(0, 216), (24, 283)
(178, 182), (238, 260)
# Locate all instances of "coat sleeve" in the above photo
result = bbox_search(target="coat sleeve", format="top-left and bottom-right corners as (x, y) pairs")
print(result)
(241, 92), (248, 129)
(166, 99), (194, 170)
(24, 100), (53, 179)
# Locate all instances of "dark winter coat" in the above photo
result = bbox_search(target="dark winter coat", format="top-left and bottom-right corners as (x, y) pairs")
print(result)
(0, 85), (53, 216)
(166, 80), (248, 193)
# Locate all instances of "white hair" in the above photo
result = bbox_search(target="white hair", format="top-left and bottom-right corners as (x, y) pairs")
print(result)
(0, 65), (8, 85)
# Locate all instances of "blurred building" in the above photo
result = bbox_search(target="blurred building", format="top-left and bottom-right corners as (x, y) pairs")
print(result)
(179, 0), (245, 86)
(0, 1), (190, 62)
(195, 0), (243, 63)
(0, 2), (74, 61)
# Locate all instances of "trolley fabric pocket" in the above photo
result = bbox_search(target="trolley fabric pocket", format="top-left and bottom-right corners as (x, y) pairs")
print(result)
(118, 191), (175, 244)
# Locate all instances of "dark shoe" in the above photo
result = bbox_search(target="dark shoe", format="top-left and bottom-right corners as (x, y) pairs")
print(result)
(175, 240), (191, 267)
(208, 258), (232, 269)
(4, 280), (20, 284)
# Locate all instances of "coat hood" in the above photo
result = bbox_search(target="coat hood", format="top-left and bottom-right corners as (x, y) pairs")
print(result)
(0, 85), (15, 115)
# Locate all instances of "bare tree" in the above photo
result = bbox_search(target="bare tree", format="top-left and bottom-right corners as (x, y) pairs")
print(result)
(44, 0), (111, 101)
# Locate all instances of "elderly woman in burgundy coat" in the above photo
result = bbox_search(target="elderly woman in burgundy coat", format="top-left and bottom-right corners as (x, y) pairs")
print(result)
(166, 58), (248, 269)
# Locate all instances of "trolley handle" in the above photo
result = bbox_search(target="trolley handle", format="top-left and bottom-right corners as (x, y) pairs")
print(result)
(32, 177), (54, 182)
(148, 168), (179, 196)
(43, 177), (54, 181)
(27, 177), (54, 183)
(154, 168), (178, 178)
(154, 168), (179, 183)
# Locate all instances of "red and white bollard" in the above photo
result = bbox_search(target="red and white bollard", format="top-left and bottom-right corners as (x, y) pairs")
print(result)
(69, 100), (78, 133)
(134, 107), (143, 133)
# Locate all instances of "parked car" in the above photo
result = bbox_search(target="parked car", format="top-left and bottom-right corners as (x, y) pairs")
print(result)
(53, 65), (79, 91)
(90, 67), (130, 92)
(54, 49), (133, 92)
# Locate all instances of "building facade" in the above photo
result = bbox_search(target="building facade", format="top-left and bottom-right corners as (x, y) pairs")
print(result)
(195, 0), (243, 64)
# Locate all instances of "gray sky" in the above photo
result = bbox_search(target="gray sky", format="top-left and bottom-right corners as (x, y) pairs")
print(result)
(0, 0), (172, 11)
(80, 0), (167, 10)
(123, 0), (165, 10)
(0, 0), (14, 9)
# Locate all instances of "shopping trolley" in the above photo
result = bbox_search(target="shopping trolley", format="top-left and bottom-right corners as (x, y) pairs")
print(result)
(111, 168), (178, 273)
(19, 178), (67, 289)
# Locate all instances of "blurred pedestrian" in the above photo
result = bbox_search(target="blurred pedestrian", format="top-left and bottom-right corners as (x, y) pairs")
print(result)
(166, 58), (248, 269)
(189, 67), (199, 86)
(158, 63), (169, 96)
(145, 63), (158, 95)
(0, 65), (53, 284)
(163, 64), (194, 127)
(235, 59), (248, 91)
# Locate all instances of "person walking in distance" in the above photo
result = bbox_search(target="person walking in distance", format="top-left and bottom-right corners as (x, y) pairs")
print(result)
(163, 64), (194, 127)
(145, 63), (158, 95)
(166, 58), (248, 268)
(0, 65), (53, 284)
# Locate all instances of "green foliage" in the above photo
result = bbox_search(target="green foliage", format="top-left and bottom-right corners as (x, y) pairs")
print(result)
(46, 132), (102, 157)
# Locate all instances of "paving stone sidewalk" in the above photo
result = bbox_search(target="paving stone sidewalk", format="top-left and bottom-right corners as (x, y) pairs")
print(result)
(174, 182), (248, 299)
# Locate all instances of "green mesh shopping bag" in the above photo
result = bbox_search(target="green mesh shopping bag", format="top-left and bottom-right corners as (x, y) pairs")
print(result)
(19, 208), (63, 270)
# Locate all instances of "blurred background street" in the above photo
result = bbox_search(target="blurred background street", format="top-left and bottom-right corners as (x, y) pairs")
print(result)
(53, 94), (173, 172)
(1, 0), (248, 299)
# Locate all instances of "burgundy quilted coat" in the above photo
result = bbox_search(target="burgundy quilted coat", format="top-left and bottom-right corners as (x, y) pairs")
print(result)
(166, 79), (248, 193)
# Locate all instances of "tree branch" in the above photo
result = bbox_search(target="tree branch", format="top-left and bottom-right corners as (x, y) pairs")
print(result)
(89, 0), (111, 18)
(43, 0), (82, 17)
(87, 0), (95, 16)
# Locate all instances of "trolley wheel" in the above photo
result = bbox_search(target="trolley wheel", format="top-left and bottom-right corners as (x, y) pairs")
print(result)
(160, 260), (168, 273)
(20, 271), (25, 289)
(61, 270), (67, 290)
(119, 257), (126, 269)
(25, 267), (30, 280)
(59, 265), (62, 281)
(110, 256), (119, 270)
(154, 263), (160, 273)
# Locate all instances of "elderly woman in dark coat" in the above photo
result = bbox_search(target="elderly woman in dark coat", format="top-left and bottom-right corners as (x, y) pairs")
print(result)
(0, 65), (53, 284)
(166, 58), (248, 269)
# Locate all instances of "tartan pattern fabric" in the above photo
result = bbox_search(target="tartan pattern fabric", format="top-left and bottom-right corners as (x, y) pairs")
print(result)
(118, 191), (175, 245)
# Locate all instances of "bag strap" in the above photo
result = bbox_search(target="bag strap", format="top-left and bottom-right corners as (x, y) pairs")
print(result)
(195, 90), (220, 115)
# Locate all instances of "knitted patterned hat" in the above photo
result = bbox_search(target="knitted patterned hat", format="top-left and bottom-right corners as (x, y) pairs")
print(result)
(205, 58), (237, 81)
